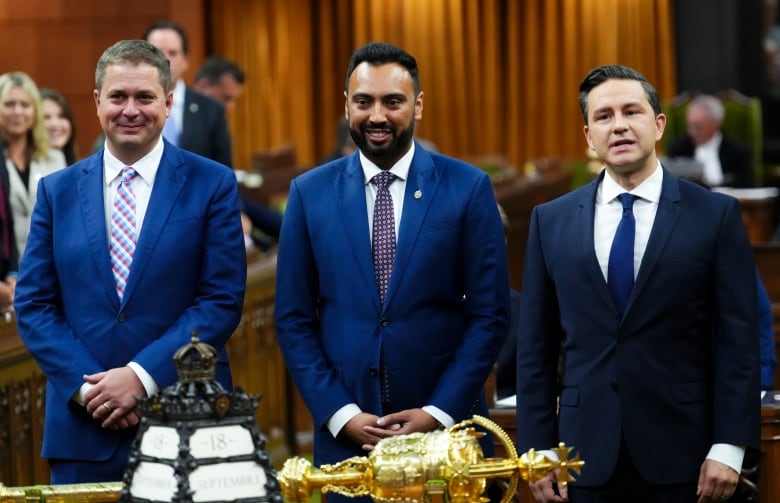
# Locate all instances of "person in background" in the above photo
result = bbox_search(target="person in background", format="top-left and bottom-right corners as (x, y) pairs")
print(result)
(40, 88), (79, 166)
(143, 20), (233, 166)
(14, 39), (246, 484)
(191, 53), (282, 251)
(516, 65), (759, 502)
(494, 203), (522, 400)
(666, 94), (752, 188)
(193, 55), (246, 112)
(274, 41), (510, 503)
(0, 72), (66, 258)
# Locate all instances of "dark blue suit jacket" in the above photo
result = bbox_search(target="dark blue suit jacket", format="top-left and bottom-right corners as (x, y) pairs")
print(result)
(179, 88), (233, 168)
(275, 144), (510, 466)
(14, 142), (247, 461)
(516, 168), (760, 486)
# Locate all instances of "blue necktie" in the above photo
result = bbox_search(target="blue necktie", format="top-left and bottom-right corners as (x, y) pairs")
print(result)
(608, 193), (637, 315)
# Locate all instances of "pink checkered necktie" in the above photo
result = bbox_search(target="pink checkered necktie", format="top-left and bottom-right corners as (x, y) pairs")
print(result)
(110, 166), (137, 300)
(372, 171), (396, 302)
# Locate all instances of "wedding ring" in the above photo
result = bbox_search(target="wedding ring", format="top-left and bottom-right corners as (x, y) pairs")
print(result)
(102, 402), (112, 412)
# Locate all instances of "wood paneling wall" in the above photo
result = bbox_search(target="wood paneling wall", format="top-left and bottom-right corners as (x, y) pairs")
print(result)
(0, 0), (207, 160)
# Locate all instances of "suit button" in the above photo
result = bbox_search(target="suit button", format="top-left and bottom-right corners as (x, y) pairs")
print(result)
(369, 367), (378, 377)
(118, 313), (127, 322)
(380, 317), (390, 327)
(610, 380), (619, 391)
(618, 332), (627, 344)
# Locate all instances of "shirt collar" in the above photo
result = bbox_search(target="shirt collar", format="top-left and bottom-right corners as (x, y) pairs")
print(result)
(360, 141), (415, 185)
(172, 79), (185, 103)
(601, 160), (663, 204)
(104, 136), (164, 187)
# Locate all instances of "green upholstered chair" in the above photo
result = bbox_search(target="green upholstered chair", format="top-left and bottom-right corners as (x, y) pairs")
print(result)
(660, 90), (763, 186)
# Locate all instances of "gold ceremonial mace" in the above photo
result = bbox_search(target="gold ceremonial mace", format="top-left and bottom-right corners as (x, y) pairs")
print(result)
(278, 415), (584, 503)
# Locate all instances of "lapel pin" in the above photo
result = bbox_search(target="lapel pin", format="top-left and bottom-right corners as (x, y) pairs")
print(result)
(189, 103), (199, 113)
(414, 190), (422, 199)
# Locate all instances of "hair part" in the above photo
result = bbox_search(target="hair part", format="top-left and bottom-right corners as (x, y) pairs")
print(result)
(0, 71), (50, 162)
(345, 41), (420, 96)
(195, 55), (245, 85)
(95, 39), (172, 94)
(578, 64), (661, 124)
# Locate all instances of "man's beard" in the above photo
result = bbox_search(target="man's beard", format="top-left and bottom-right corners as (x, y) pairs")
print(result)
(349, 121), (415, 165)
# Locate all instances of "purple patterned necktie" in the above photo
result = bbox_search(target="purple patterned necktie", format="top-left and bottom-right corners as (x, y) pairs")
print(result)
(110, 166), (137, 300)
(372, 171), (396, 302)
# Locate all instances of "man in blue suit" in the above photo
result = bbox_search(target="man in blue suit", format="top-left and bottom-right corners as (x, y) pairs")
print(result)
(14, 39), (246, 483)
(275, 41), (510, 496)
(516, 65), (760, 502)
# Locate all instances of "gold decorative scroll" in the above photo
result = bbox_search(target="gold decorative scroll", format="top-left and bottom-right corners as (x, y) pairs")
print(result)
(278, 415), (584, 503)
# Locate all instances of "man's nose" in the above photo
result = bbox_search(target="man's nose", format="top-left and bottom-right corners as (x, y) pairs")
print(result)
(369, 102), (386, 122)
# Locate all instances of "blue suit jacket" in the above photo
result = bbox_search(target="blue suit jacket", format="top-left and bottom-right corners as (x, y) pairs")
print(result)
(516, 168), (760, 486)
(14, 142), (247, 461)
(275, 144), (510, 465)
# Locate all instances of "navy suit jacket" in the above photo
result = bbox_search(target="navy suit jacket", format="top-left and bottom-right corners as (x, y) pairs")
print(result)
(516, 168), (760, 486)
(275, 144), (510, 465)
(14, 142), (247, 461)
(667, 134), (753, 187)
(179, 88), (233, 168)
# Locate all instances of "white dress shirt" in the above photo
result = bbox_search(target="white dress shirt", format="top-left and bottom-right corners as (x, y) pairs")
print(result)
(695, 131), (724, 187)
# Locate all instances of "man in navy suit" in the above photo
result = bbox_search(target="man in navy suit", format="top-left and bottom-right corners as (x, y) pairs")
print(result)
(275, 42), (510, 501)
(516, 65), (760, 502)
(14, 39), (246, 483)
(146, 22), (282, 247)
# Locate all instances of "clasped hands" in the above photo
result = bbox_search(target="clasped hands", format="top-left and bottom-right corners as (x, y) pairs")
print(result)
(342, 408), (440, 451)
(82, 366), (144, 430)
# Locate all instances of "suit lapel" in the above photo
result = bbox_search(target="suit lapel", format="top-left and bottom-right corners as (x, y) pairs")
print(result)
(629, 168), (681, 310)
(335, 153), (380, 311)
(77, 151), (119, 307)
(579, 173), (618, 313)
(384, 146), (439, 309)
(122, 143), (186, 304)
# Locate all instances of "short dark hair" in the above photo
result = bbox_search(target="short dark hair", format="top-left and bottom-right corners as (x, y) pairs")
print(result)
(195, 55), (245, 85)
(95, 39), (172, 94)
(345, 41), (420, 95)
(143, 20), (189, 55)
(578, 64), (661, 124)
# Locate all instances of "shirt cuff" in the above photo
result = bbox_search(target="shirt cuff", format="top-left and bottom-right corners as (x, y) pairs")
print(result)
(421, 405), (454, 428)
(73, 382), (95, 405)
(706, 443), (745, 474)
(127, 361), (158, 398)
(327, 403), (362, 437)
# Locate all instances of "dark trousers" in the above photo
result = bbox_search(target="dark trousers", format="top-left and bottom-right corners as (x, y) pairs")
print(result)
(49, 433), (134, 484)
(567, 438), (699, 503)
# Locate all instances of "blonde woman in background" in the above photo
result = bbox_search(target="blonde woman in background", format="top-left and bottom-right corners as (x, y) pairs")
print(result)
(0, 72), (66, 257)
